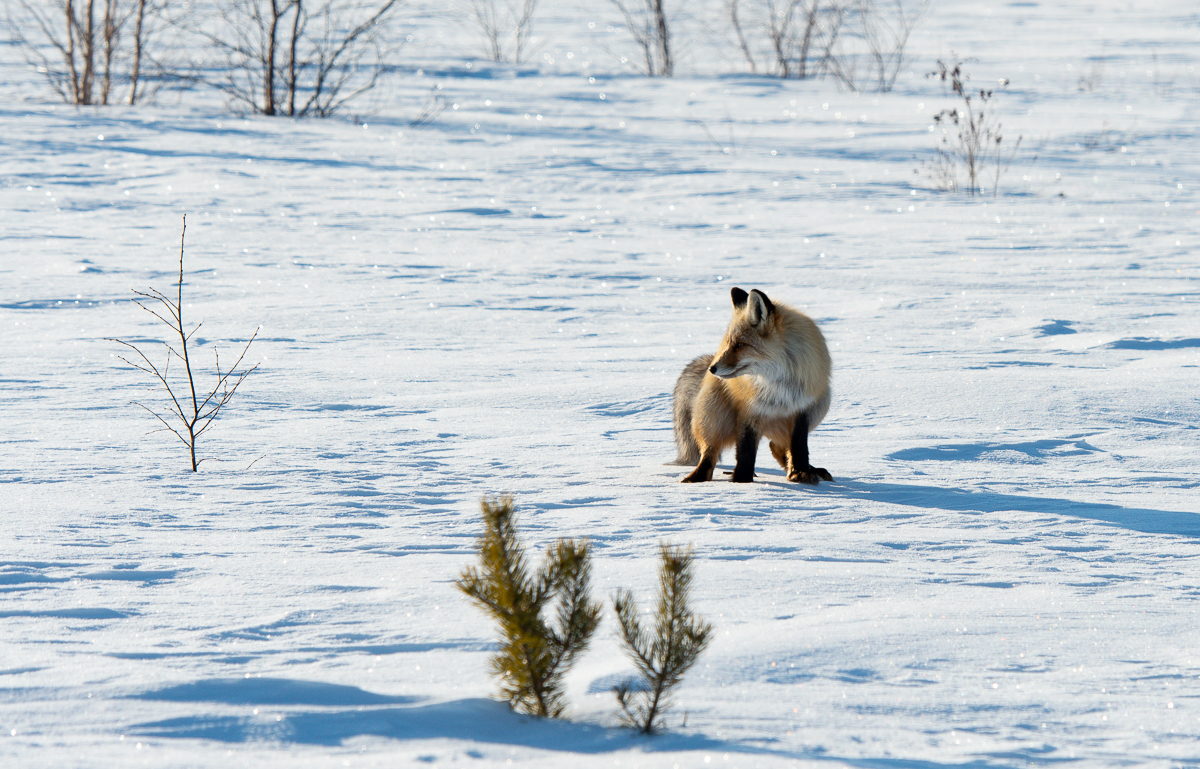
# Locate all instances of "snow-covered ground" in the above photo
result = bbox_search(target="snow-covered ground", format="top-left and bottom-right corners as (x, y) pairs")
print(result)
(2, 1), (1199, 766)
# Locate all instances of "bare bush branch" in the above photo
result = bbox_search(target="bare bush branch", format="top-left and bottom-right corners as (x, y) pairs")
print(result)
(728, 0), (756, 73)
(726, 0), (846, 81)
(408, 85), (446, 126)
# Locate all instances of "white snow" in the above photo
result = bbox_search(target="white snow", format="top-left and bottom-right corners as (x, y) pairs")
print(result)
(2, 1), (1199, 767)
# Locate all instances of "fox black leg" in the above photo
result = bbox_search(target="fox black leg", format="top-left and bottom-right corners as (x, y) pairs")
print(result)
(732, 424), (759, 483)
(787, 412), (834, 485)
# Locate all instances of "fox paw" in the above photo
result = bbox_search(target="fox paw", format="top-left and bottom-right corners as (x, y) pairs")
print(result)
(788, 466), (834, 485)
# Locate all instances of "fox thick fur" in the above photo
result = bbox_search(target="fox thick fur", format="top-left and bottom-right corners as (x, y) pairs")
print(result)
(672, 287), (833, 485)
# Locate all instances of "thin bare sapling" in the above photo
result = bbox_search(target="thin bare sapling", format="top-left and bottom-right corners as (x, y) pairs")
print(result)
(612, 543), (713, 734)
(457, 495), (602, 718)
(108, 216), (259, 471)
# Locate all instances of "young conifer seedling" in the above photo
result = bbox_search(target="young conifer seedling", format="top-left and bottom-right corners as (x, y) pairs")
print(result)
(108, 215), (259, 471)
(457, 495), (602, 718)
(612, 543), (713, 734)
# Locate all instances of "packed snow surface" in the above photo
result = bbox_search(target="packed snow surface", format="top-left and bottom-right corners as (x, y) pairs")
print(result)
(2, 1), (1199, 766)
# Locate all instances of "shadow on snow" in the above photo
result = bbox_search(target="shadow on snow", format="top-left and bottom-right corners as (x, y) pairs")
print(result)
(130, 693), (721, 753)
(129, 684), (1050, 767)
(832, 480), (1200, 538)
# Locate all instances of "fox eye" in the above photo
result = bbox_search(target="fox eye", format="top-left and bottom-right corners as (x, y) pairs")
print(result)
(733, 341), (745, 350)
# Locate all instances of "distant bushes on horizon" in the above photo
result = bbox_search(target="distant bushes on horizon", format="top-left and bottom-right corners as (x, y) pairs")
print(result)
(5, 0), (931, 114)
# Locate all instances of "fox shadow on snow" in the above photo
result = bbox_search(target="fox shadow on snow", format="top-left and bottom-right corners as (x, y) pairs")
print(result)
(788, 437), (1200, 538)
(830, 478), (1200, 537)
(717, 435), (1198, 537)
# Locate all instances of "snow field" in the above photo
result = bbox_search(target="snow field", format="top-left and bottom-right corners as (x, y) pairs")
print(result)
(2, 0), (1200, 766)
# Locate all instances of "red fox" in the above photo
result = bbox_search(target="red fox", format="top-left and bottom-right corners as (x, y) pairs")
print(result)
(672, 287), (832, 485)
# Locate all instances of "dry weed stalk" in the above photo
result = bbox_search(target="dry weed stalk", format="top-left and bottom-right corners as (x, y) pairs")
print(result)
(928, 56), (1021, 197)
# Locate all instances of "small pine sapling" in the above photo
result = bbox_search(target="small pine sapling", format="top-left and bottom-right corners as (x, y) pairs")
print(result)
(457, 495), (602, 718)
(108, 215), (259, 471)
(612, 543), (713, 734)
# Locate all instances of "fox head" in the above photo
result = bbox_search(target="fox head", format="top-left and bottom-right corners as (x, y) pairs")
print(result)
(708, 287), (780, 380)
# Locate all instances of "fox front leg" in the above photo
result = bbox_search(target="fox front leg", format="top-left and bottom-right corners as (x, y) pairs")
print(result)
(787, 412), (834, 485)
(731, 424), (759, 483)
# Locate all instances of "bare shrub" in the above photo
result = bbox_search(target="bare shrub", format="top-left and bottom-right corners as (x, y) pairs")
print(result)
(858, 0), (927, 91)
(727, 0), (844, 79)
(927, 57), (1021, 197)
(728, 0), (756, 72)
(469, 0), (539, 63)
(690, 108), (751, 157)
(610, 0), (672, 76)
(727, 0), (926, 91)
(108, 216), (259, 472)
(7, 0), (181, 104)
(1077, 120), (1139, 152)
(205, 0), (399, 117)
(759, 0), (839, 79)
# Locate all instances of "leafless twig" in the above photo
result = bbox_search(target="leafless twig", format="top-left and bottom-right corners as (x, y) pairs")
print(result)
(728, 0), (756, 73)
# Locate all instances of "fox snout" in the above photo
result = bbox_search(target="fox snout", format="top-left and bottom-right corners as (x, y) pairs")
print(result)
(709, 338), (749, 378)
(708, 359), (739, 379)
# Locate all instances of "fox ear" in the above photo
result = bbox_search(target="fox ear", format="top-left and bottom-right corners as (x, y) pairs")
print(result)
(747, 289), (774, 326)
(730, 287), (748, 308)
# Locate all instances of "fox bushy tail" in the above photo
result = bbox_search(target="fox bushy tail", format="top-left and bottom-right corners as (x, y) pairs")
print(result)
(669, 355), (711, 466)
